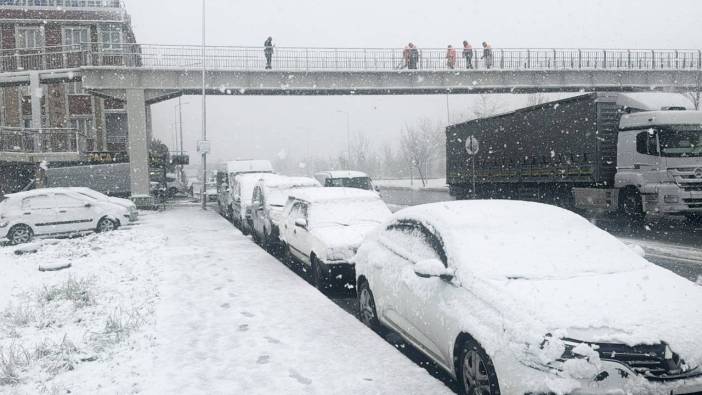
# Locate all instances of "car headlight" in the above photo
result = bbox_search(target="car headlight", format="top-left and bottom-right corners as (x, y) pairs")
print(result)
(664, 195), (680, 203)
(0, 221), (8, 228)
(326, 247), (357, 262)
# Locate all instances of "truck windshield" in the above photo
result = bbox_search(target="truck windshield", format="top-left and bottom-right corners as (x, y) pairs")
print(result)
(658, 126), (702, 157)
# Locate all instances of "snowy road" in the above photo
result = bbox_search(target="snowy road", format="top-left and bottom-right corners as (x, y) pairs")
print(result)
(1, 205), (453, 395)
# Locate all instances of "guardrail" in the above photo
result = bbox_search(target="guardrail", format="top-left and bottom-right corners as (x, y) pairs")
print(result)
(0, 0), (123, 8)
(1, 44), (701, 72)
(0, 128), (86, 154)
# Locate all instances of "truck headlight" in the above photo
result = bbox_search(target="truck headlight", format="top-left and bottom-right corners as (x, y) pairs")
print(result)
(664, 195), (680, 203)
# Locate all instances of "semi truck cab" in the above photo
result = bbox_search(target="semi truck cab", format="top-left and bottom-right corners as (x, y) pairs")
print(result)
(614, 110), (702, 220)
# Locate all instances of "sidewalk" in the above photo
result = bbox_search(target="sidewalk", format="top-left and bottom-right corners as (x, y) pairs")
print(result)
(1, 205), (452, 394)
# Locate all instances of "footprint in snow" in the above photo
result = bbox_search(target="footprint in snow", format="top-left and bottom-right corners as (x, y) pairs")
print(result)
(289, 369), (312, 385)
(256, 355), (270, 364)
(264, 336), (280, 344)
(220, 303), (231, 309)
(241, 311), (255, 318)
(238, 324), (249, 332)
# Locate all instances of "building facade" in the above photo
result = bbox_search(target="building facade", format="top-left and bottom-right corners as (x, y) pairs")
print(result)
(0, 0), (136, 154)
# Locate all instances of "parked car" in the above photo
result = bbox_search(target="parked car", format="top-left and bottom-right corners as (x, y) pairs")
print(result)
(222, 160), (275, 220)
(314, 170), (378, 192)
(280, 187), (391, 291)
(67, 187), (138, 221)
(0, 188), (131, 245)
(250, 175), (321, 250)
(354, 200), (702, 395)
(231, 173), (279, 235)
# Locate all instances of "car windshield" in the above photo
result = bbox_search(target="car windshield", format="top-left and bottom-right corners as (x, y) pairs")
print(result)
(266, 187), (290, 207)
(328, 177), (372, 190)
(309, 199), (389, 227)
(658, 126), (702, 157)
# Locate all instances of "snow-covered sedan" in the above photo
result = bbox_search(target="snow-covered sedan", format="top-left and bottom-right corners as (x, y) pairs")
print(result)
(0, 188), (131, 244)
(67, 187), (138, 221)
(280, 187), (391, 291)
(250, 175), (320, 250)
(355, 200), (702, 395)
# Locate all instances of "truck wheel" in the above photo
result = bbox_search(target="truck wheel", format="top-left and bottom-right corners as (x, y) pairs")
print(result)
(620, 189), (645, 223)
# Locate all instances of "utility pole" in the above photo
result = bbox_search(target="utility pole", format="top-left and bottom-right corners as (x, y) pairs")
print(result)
(200, 0), (208, 210)
(174, 97), (188, 184)
(336, 110), (351, 168)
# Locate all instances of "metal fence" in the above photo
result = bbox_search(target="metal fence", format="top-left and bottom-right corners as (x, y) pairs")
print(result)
(0, 128), (86, 154)
(0, 0), (123, 8)
(1, 44), (701, 72)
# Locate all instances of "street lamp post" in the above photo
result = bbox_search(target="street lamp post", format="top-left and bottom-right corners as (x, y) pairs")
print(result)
(200, 0), (208, 210)
(174, 97), (189, 183)
(336, 110), (351, 168)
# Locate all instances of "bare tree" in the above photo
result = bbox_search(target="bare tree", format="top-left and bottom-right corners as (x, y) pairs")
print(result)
(400, 119), (443, 187)
(685, 71), (702, 110)
(472, 94), (504, 119)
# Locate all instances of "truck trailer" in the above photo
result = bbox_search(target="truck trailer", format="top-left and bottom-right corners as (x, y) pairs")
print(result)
(446, 93), (702, 223)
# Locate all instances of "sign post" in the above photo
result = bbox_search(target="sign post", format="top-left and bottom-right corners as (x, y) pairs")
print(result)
(465, 136), (480, 199)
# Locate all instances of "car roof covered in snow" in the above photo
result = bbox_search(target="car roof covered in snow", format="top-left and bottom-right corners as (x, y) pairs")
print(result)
(226, 160), (274, 175)
(260, 175), (320, 189)
(315, 170), (369, 179)
(619, 110), (702, 130)
(288, 187), (379, 204)
(389, 200), (649, 281)
(5, 187), (86, 199)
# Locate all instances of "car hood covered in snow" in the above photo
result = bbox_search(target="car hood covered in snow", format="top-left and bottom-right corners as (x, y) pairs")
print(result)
(312, 223), (378, 251)
(493, 265), (702, 365)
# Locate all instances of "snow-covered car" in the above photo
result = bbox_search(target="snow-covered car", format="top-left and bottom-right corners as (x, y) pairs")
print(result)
(314, 170), (378, 192)
(250, 175), (321, 250)
(231, 173), (279, 235)
(280, 187), (391, 291)
(67, 187), (138, 221)
(354, 200), (702, 395)
(0, 188), (131, 245)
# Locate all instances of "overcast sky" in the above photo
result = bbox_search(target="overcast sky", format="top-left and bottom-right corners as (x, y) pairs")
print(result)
(123, 0), (702, 167)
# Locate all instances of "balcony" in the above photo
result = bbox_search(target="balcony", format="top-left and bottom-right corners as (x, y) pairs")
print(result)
(0, 127), (88, 163)
(0, 0), (124, 8)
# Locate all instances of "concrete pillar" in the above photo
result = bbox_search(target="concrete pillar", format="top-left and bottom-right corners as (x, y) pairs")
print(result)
(126, 89), (152, 207)
(29, 72), (43, 153)
(145, 105), (153, 142)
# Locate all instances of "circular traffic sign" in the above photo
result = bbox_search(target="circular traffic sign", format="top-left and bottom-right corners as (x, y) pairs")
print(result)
(465, 135), (480, 155)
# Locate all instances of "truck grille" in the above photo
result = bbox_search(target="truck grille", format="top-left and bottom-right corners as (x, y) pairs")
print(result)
(671, 168), (702, 192)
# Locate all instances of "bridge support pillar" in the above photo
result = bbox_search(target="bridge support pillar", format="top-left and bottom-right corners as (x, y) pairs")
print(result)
(29, 72), (43, 150)
(126, 89), (153, 208)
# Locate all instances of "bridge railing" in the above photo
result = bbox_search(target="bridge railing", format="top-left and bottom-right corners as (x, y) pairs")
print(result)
(0, 44), (701, 72)
(0, 128), (86, 154)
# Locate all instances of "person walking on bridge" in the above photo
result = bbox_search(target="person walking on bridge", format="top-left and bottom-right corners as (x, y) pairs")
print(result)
(463, 41), (473, 69)
(446, 45), (457, 69)
(408, 43), (419, 70)
(481, 41), (493, 69)
(264, 37), (274, 69)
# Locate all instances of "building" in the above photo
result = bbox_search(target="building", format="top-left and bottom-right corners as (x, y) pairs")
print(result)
(0, 0), (138, 194)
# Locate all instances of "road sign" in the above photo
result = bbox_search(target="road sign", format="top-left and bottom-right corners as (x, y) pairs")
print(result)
(465, 136), (480, 155)
(197, 140), (210, 154)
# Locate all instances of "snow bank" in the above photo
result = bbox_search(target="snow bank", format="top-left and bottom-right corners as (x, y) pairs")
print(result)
(1, 206), (451, 394)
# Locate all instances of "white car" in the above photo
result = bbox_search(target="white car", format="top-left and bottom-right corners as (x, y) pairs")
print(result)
(280, 187), (391, 291)
(67, 187), (138, 221)
(231, 173), (279, 235)
(355, 200), (702, 395)
(314, 170), (378, 192)
(250, 175), (320, 250)
(0, 188), (131, 244)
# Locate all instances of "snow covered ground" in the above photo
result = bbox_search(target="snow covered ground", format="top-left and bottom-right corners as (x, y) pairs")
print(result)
(0, 205), (452, 395)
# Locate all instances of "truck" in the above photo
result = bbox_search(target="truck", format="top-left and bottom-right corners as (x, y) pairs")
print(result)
(446, 92), (702, 224)
(45, 163), (132, 197)
(217, 159), (275, 220)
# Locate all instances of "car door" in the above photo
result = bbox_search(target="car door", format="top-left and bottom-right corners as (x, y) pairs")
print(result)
(20, 194), (59, 236)
(379, 221), (452, 367)
(285, 201), (310, 263)
(50, 193), (95, 233)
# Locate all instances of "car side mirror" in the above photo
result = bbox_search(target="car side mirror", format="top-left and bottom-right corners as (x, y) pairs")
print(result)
(294, 218), (308, 229)
(414, 259), (454, 281)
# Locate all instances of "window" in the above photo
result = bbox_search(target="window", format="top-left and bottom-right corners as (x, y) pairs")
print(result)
(100, 26), (122, 51)
(290, 202), (308, 220)
(52, 193), (84, 208)
(66, 81), (83, 95)
(636, 130), (659, 156)
(17, 27), (42, 49)
(63, 27), (89, 47)
(383, 221), (446, 264)
(22, 195), (54, 210)
(70, 118), (94, 135)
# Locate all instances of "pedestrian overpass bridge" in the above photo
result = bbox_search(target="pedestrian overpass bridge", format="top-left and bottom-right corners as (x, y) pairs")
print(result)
(2, 43), (701, 203)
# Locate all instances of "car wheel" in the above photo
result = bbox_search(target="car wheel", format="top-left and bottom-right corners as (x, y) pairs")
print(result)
(8, 224), (33, 245)
(96, 217), (117, 233)
(357, 280), (382, 332)
(620, 188), (645, 223)
(457, 336), (500, 395)
(311, 257), (326, 292)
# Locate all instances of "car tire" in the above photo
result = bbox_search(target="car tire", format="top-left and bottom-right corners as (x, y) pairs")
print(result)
(8, 224), (33, 245)
(456, 336), (501, 395)
(311, 257), (327, 292)
(96, 217), (118, 233)
(620, 188), (645, 224)
(357, 280), (383, 333)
